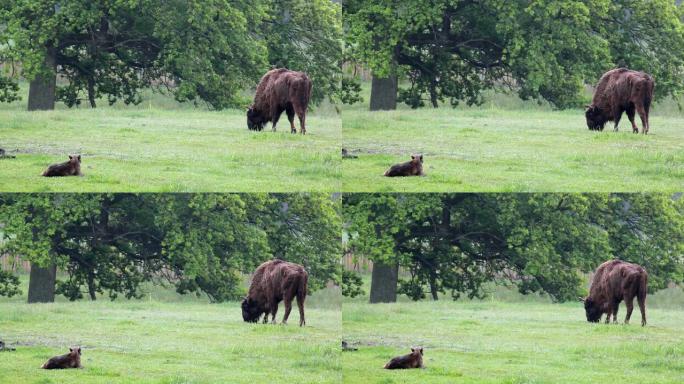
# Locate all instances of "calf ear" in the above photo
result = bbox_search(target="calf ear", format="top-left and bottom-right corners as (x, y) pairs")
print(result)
(77, 155), (81, 161)
(419, 347), (424, 355)
(419, 155), (423, 162)
(68, 155), (73, 160)
(77, 347), (81, 355)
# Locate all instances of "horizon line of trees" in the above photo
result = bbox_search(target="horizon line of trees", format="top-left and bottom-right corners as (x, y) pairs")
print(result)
(342, 193), (684, 303)
(0, 0), (342, 111)
(343, 0), (684, 111)
(0, 193), (342, 304)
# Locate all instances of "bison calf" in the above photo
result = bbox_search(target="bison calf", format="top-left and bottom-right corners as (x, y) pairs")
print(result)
(247, 68), (312, 134)
(42, 154), (81, 177)
(241, 259), (308, 326)
(384, 347), (424, 369)
(42, 347), (82, 369)
(384, 154), (424, 177)
(585, 68), (654, 134)
(582, 259), (648, 326)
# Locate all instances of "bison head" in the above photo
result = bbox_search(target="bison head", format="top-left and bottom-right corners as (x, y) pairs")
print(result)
(583, 297), (602, 323)
(247, 107), (266, 131)
(241, 297), (263, 323)
(585, 105), (607, 131)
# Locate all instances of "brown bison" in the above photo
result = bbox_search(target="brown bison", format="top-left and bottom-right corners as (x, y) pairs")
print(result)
(241, 259), (308, 326)
(247, 68), (312, 134)
(42, 347), (82, 369)
(582, 260), (648, 326)
(384, 347), (424, 369)
(585, 68), (654, 134)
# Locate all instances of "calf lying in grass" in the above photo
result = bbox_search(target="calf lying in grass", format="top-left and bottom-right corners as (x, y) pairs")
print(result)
(42, 347), (82, 369)
(384, 347), (424, 369)
(42, 155), (82, 177)
(384, 154), (424, 177)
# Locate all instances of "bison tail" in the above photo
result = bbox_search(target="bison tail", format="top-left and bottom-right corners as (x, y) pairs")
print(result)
(297, 272), (308, 303)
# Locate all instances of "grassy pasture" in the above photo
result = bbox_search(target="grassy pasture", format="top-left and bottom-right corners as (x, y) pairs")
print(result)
(0, 89), (341, 192)
(342, 90), (684, 192)
(0, 280), (341, 384)
(342, 280), (684, 384)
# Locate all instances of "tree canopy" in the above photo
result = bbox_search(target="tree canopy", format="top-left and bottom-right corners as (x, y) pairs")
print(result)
(0, 0), (342, 109)
(344, 0), (684, 109)
(0, 193), (341, 302)
(343, 193), (684, 302)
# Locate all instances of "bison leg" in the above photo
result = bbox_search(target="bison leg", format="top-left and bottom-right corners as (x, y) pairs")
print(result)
(297, 113), (306, 135)
(624, 296), (634, 325)
(626, 105), (639, 134)
(637, 106), (649, 134)
(271, 107), (284, 132)
(613, 111), (623, 132)
(297, 295), (306, 327)
(270, 303), (279, 324)
(286, 104), (297, 134)
(637, 293), (647, 326)
(281, 296), (294, 325)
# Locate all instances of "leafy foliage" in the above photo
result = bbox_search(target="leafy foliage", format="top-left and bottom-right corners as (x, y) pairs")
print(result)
(345, 0), (684, 109)
(344, 193), (684, 302)
(0, 0), (342, 109)
(0, 194), (341, 302)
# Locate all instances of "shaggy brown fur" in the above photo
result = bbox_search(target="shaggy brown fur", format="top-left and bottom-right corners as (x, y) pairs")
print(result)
(242, 259), (308, 326)
(585, 68), (654, 134)
(583, 260), (648, 326)
(42, 155), (81, 177)
(247, 68), (312, 134)
(384, 154), (424, 177)
(384, 347), (424, 369)
(41, 347), (82, 369)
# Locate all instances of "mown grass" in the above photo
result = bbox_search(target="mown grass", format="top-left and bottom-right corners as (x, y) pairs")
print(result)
(342, 90), (684, 192)
(0, 89), (341, 192)
(0, 281), (341, 384)
(342, 281), (684, 384)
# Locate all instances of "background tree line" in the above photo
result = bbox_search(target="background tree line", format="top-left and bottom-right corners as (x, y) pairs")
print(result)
(0, 0), (342, 111)
(343, 0), (684, 110)
(0, 193), (341, 303)
(342, 193), (684, 303)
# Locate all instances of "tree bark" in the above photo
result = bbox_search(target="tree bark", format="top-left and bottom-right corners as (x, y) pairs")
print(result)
(369, 262), (398, 303)
(369, 74), (398, 111)
(28, 47), (57, 111)
(27, 263), (57, 303)
(87, 77), (97, 108)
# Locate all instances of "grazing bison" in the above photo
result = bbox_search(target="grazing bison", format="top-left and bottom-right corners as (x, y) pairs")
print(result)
(247, 68), (312, 134)
(585, 68), (654, 134)
(241, 259), (308, 326)
(582, 260), (648, 326)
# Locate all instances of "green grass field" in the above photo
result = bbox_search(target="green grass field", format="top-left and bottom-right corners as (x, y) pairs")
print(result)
(342, 283), (684, 384)
(0, 90), (341, 192)
(0, 281), (341, 384)
(342, 92), (684, 192)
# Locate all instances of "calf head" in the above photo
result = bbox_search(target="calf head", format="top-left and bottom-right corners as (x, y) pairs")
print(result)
(582, 297), (602, 323)
(585, 105), (607, 131)
(247, 107), (266, 131)
(241, 297), (263, 323)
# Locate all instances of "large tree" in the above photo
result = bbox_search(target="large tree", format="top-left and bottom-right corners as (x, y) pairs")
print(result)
(345, 0), (684, 110)
(343, 193), (684, 303)
(0, 193), (341, 303)
(0, 0), (342, 110)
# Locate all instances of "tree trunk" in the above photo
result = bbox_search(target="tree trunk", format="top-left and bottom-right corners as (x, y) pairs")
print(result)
(429, 272), (439, 301)
(87, 77), (97, 108)
(87, 270), (97, 301)
(27, 263), (57, 303)
(369, 262), (398, 303)
(28, 47), (57, 111)
(369, 75), (398, 111)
